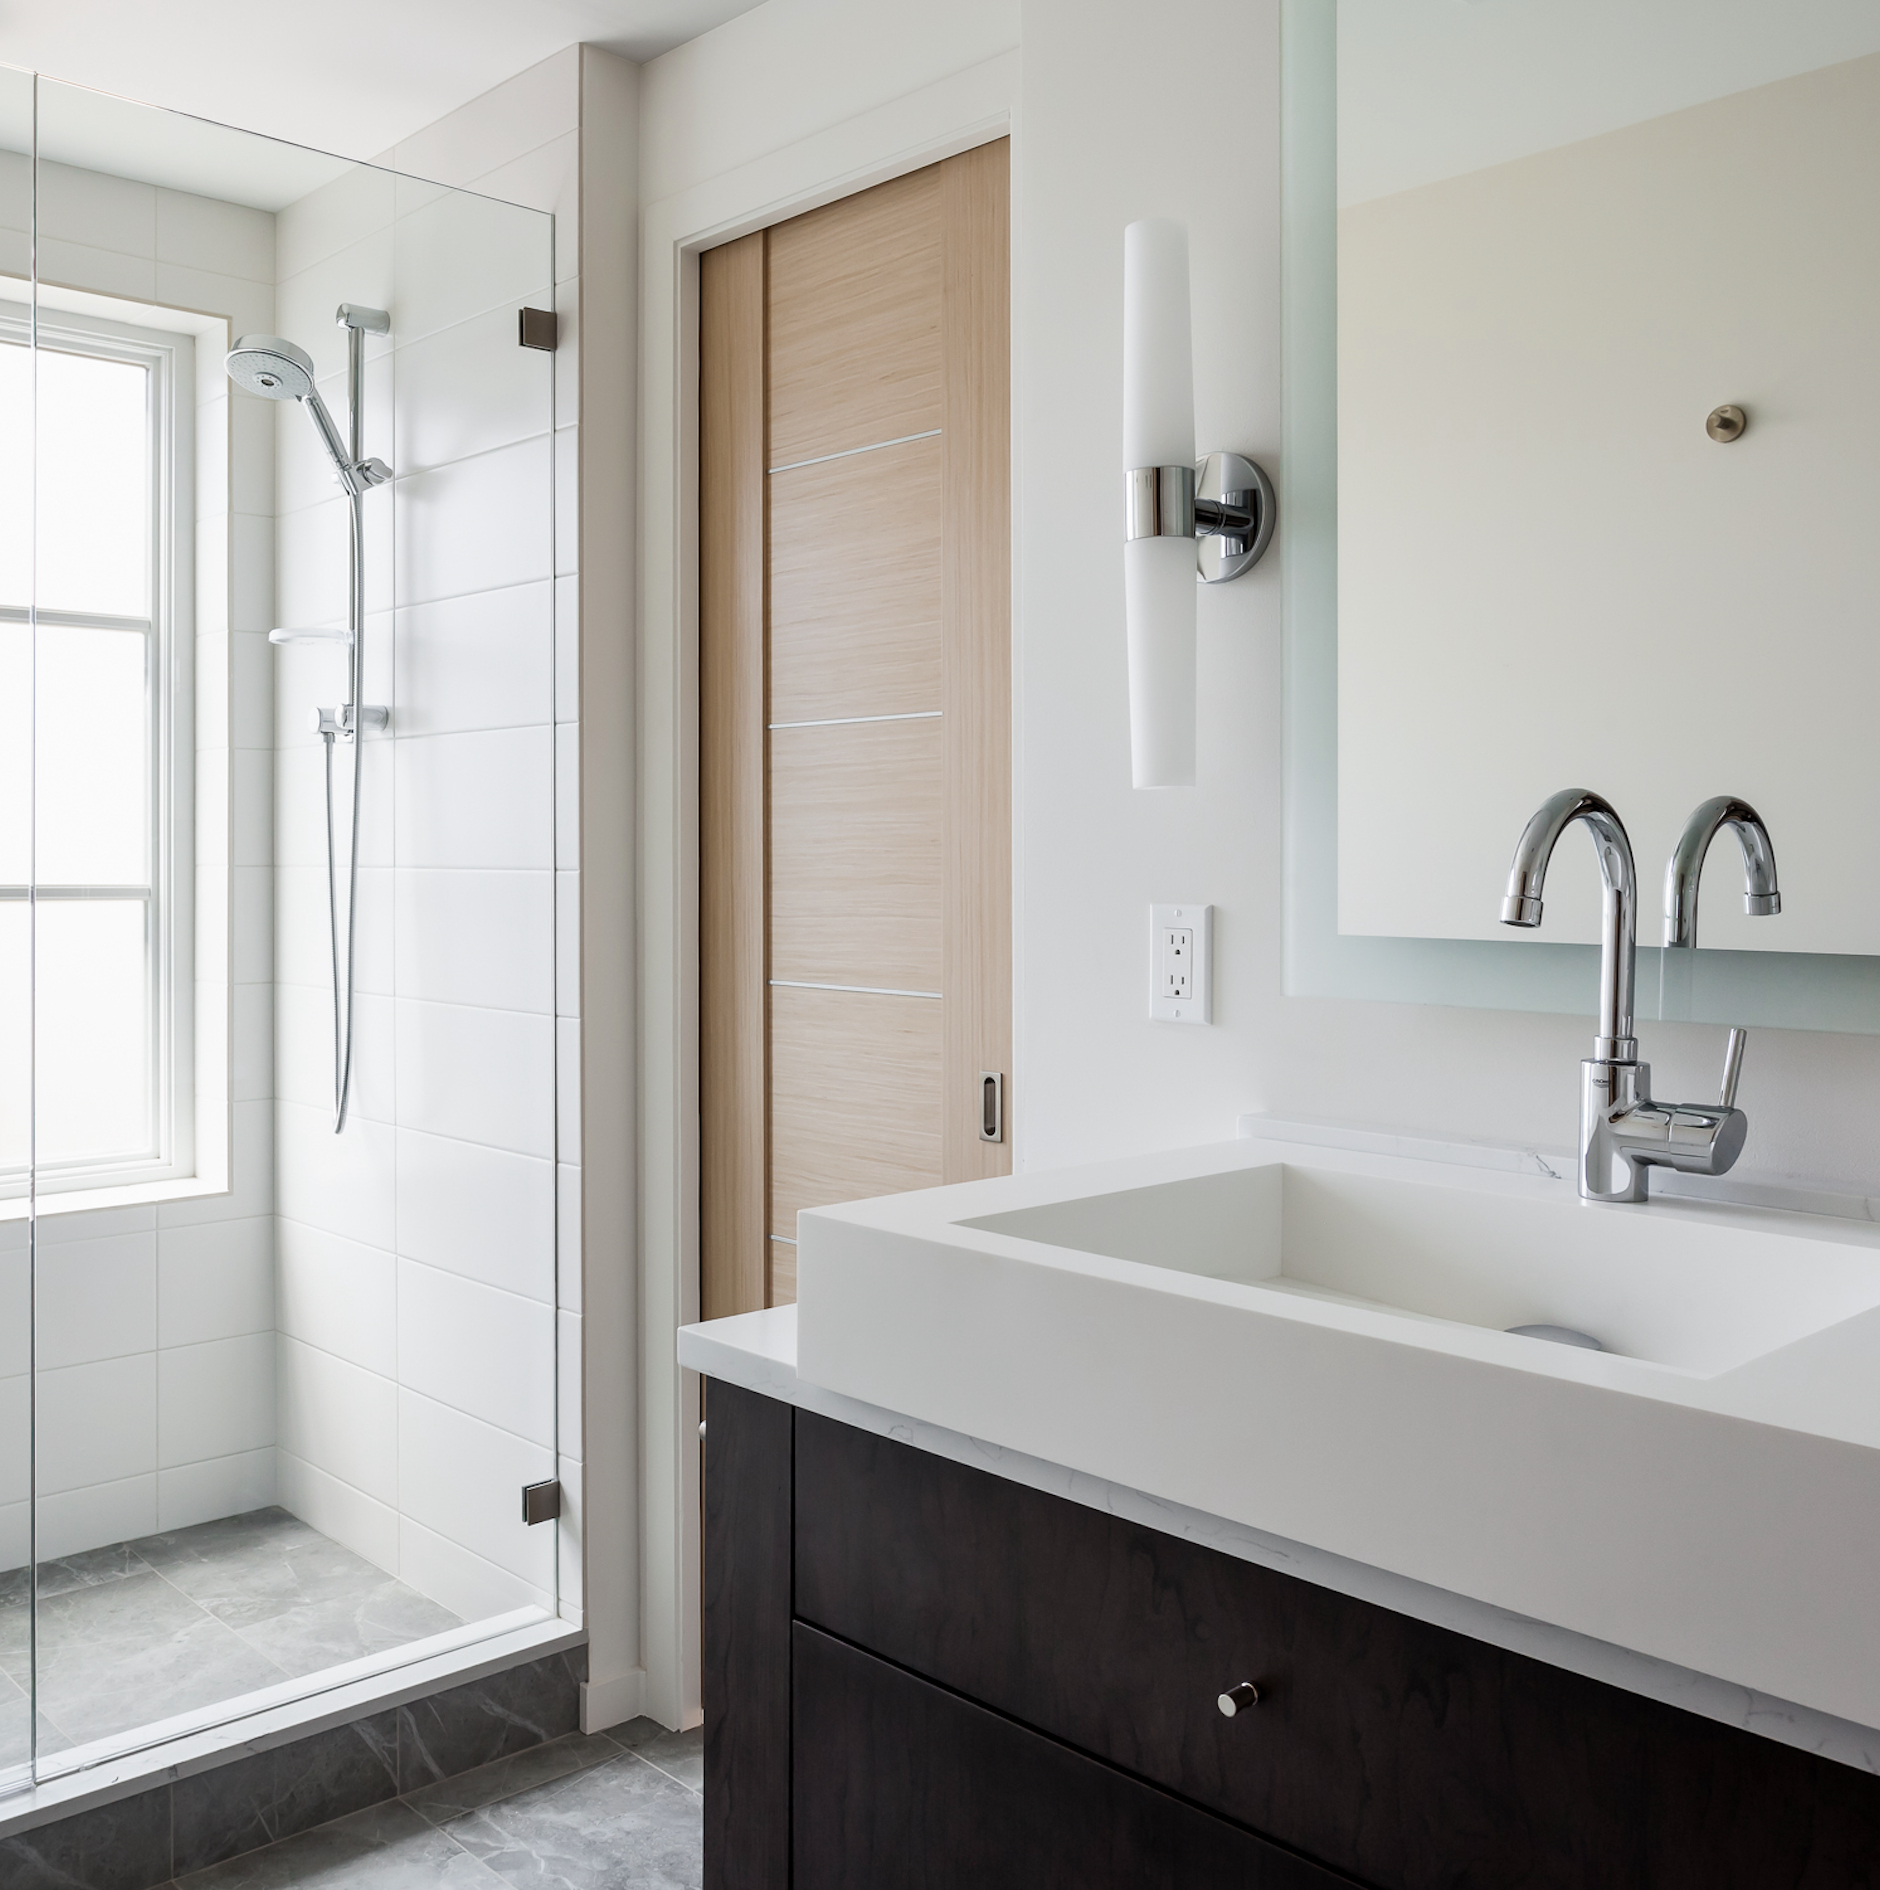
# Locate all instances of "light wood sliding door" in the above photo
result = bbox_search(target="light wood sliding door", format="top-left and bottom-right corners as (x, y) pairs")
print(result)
(700, 139), (1011, 1321)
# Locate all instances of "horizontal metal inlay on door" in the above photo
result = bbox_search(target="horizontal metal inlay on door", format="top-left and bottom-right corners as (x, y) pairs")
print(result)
(769, 711), (942, 732)
(768, 428), (942, 475)
(770, 979), (942, 1000)
(0, 605), (152, 632)
(0, 885), (152, 901)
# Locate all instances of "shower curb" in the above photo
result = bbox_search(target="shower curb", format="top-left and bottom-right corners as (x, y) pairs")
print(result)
(0, 1624), (590, 1889)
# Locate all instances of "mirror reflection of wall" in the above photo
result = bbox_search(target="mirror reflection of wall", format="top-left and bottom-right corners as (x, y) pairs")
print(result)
(1335, 1), (1880, 955)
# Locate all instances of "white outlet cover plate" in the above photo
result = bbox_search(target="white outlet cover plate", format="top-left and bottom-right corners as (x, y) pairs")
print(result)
(1151, 903), (1211, 1024)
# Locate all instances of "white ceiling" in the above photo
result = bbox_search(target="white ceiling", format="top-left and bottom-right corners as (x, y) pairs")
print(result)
(0, 0), (764, 166)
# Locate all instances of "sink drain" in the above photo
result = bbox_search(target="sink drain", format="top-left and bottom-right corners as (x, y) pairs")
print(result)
(1506, 1323), (1604, 1351)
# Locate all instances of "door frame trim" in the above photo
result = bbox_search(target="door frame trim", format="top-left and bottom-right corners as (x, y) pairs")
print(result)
(637, 50), (1021, 1732)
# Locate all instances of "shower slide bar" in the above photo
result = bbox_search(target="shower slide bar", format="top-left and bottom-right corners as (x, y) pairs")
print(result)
(227, 304), (392, 1133)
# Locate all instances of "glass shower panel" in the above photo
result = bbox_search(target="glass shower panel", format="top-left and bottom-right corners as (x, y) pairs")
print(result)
(381, 175), (560, 1627)
(20, 75), (558, 1781)
(0, 58), (34, 1797)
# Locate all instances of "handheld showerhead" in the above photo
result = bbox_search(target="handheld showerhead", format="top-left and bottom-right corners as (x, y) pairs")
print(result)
(226, 335), (316, 401)
(227, 333), (373, 494)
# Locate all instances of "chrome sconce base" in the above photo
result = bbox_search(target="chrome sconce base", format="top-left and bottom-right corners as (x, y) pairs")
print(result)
(1125, 450), (1276, 582)
(1196, 451), (1276, 582)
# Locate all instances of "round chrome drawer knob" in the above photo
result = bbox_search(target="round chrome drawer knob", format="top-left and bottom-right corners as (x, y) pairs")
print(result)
(1217, 1682), (1262, 1718)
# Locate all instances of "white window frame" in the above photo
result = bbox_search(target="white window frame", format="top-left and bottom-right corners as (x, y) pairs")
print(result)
(0, 296), (197, 1203)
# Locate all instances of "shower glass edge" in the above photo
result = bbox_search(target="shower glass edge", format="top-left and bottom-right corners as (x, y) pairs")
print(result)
(0, 56), (35, 1806)
(4, 69), (560, 1793)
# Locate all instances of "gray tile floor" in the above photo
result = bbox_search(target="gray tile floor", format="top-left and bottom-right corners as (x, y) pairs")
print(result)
(0, 1507), (462, 1763)
(162, 1719), (705, 1889)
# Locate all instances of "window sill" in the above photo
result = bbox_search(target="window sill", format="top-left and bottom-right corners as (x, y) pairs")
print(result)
(0, 1174), (230, 1223)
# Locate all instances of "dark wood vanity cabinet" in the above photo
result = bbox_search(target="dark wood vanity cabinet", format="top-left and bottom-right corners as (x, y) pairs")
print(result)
(704, 1379), (1880, 1889)
(793, 1623), (1342, 1889)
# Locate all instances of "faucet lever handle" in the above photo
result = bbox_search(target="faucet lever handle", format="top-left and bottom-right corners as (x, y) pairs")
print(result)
(1720, 1028), (1748, 1110)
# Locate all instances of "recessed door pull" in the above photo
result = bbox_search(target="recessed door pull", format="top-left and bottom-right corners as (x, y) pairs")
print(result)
(1217, 1681), (1262, 1718)
(979, 1070), (1004, 1144)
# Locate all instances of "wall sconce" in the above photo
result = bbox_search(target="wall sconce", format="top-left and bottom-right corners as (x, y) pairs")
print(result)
(1123, 218), (1276, 788)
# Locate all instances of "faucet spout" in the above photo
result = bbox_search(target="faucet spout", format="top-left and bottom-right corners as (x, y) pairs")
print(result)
(1664, 796), (1781, 948)
(1498, 789), (1770, 1204)
(1500, 787), (1638, 1059)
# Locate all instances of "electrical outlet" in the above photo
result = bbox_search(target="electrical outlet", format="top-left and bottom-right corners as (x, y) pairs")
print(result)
(1151, 904), (1211, 1023)
(1163, 927), (1194, 999)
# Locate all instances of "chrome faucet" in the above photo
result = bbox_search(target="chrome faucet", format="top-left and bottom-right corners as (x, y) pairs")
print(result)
(1500, 789), (1780, 1203)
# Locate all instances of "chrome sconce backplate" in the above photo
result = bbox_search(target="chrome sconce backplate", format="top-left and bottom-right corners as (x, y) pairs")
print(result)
(1124, 450), (1276, 583)
(1195, 451), (1275, 583)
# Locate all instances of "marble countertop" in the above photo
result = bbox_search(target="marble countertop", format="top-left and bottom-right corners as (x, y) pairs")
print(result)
(680, 1302), (1880, 1778)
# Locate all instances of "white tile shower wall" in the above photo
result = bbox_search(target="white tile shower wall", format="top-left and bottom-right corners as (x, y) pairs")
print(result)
(271, 113), (564, 1627)
(0, 161), (278, 1567)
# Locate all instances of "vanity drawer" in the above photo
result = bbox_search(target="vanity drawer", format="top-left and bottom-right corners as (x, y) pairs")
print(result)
(793, 1621), (1355, 1889)
(793, 1411), (1880, 1890)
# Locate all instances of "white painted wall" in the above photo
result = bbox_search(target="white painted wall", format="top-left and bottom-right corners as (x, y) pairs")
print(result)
(637, 0), (1017, 204)
(0, 157), (278, 1567)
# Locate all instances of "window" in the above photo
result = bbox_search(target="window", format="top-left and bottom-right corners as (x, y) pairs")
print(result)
(0, 303), (194, 1198)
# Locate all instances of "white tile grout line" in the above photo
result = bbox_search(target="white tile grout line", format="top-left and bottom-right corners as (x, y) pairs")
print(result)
(767, 427), (941, 474)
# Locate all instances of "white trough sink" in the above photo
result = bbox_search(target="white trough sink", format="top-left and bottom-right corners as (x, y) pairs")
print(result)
(794, 1134), (1880, 1733)
(963, 1163), (1880, 1378)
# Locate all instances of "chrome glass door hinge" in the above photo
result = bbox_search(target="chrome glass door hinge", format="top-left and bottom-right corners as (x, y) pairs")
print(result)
(521, 1479), (562, 1526)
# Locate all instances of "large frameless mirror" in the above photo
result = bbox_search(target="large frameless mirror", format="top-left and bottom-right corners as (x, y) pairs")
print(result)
(2, 69), (559, 1788)
(1283, 0), (1880, 1032)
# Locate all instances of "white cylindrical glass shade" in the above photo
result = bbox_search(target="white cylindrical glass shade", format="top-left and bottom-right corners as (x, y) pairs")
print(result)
(1124, 535), (1197, 787)
(1124, 218), (1197, 786)
(1123, 217), (1194, 470)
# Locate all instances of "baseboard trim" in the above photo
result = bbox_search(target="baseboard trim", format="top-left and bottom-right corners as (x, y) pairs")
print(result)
(580, 1666), (648, 1732)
